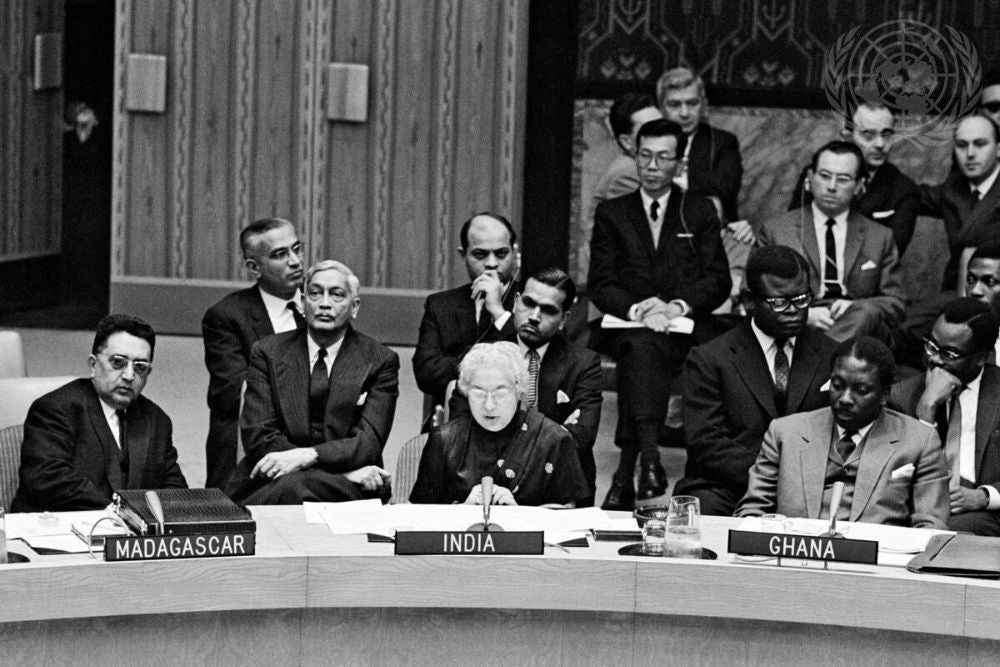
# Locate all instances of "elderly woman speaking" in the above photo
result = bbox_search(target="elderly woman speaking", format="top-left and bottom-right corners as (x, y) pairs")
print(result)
(410, 342), (588, 507)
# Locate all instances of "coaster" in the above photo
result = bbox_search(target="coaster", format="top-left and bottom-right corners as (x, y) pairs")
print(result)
(617, 543), (717, 559)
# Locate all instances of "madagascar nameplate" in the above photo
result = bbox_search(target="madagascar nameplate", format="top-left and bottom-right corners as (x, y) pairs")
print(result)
(394, 531), (544, 555)
(728, 530), (878, 565)
(104, 532), (255, 561)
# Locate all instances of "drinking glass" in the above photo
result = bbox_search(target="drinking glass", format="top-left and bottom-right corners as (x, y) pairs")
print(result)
(641, 518), (666, 555)
(664, 495), (701, 558)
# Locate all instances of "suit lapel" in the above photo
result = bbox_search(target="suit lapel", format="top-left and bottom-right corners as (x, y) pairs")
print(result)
(798, 210), (822, 288)
(247, 287), (275, 339)
(843, 213), (866, 280)
(786, 331), (826, 412)
(798, 414), (830, 519)
(536, 337), (566, 416)
(731, 325), (778, 417)
(326, 328), (373, 438)
(452, 286), (479, 340)
(975, 367), (1000, 476)
(83, 385), (124, 489)
(125, 404), (151, 486)
(273, 331), (312, 438)
(851, 411), (897, 520)
(968, 176), (1000, 228)
(627, 192), (658, 257)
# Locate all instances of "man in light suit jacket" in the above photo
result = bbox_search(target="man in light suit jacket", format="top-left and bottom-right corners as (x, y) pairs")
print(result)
(759, 141), (905, 342)
(890, 298), (1000, 535)
(13, 314), (187, 512)
(449, 267), (603, 505)
(588, 118), (731, 508)
(413, 212), (519, 415)
(736, 336), (949, 529)
(201, 217), (305, 489)
(226, 260), (399, 504)
(676, 246), (837, 515)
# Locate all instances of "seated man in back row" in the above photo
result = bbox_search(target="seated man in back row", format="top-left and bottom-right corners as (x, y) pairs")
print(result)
(13, 314), (187, 512)
(736, 336), (949, 529)
(226, 260), (399, 504)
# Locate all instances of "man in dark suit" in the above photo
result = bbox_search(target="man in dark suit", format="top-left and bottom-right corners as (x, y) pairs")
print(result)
(760, 141), (905, 342)
(889, 298), (1000, 535)
(13, 314), (187, 512)
(589, 118), (731, 509)
(737, 336), (949, 529)
(450, 267), (603, 505)
(966, 243), (1000, 363)
(227, 260), (399, 504)
(413, 212), (519, 413)
(675, 246), (837, 515)
(201, 217), (305, 489)
(789, 103), (920, 254)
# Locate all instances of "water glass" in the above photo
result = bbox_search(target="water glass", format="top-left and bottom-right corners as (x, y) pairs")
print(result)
(664, 495), (701, 558)
(641, 518), (666, 555)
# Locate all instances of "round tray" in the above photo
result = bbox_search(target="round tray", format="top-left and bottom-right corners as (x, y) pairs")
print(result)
(618, 543), (717, 559)
(3, 552), (30, 565)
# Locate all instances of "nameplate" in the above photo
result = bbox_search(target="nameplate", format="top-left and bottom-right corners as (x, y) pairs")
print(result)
(728, 530), (878, 565)
(104, 532), (255, 562)
(394, 531), (544, 555)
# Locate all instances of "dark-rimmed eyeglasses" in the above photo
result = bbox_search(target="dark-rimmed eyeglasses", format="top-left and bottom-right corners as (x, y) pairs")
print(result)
(99, 353), (152, 377)
(636, 151), (679, 168)
(760, 291), (814, 312)
(923, 337), (978, 362)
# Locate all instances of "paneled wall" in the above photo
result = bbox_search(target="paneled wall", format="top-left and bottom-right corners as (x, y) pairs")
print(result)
(111, 0), (529, 340)
(0, 0), (63, 262)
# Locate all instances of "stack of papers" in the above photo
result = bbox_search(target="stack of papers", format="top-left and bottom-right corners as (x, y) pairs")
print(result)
(601, 314), (694, 334)
(6, 510), (113, 554)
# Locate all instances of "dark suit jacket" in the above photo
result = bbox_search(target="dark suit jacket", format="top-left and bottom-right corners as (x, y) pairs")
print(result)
(758, 208), (905, 326)
(12, 379), (187, 512)
(588, 187), (731, 321)
(412, 282), (517, 404)
(788, 161), (920, 254)
(889, 365), (1000, 494)
(920, 170), (1000, 289)
(686, 123), (743, 223)
(202, 285), (300, 486)
(677, 323), (837, 496)
(449, 334), (603, 452)
(735, 407), (949, 529)
(227, 326), (399, 497)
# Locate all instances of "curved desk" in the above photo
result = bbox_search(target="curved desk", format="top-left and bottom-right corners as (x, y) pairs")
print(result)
(1, 508), (998, 665)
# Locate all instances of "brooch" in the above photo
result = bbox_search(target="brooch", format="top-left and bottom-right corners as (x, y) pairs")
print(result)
(544, 462), (553, 474)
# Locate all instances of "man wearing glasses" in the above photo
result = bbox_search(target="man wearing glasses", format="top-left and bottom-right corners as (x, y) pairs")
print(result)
(890, 298), (1000, 535)
(588, 117), (731, 509)
(226, 260), (399, 504)
(675, 246), (836, 515)
(759, 141), (905, 342)
(12, 314), (187, 512)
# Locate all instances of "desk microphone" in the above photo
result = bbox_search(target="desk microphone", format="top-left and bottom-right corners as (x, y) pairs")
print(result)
(146, 490), (165, 536)
(467, 476), (504, 532)
(826, 481), (845, 538)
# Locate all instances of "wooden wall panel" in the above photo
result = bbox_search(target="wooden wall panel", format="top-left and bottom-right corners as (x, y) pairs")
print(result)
(0, 0), (62, 262)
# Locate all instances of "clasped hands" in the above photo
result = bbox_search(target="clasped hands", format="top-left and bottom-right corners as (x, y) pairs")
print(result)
(807, 300), (853, 330)
(464, 484), (517, 506)
(471, 270), (507, 321)
(252, 449), (390, 492)
(632, 296), (684, 333)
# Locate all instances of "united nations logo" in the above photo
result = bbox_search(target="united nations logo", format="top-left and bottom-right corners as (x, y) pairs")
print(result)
(823, 20), (981, 140)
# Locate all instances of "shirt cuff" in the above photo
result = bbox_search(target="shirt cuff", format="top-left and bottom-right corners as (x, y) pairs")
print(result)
(492, 311), (511, 330)
(669, 300), (691, 317)
(981, 485), (1000, 511)
(628, 304), (642, 322)
(918, 419), (937, 429)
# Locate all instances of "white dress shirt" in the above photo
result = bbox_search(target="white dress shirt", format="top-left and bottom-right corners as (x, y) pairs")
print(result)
(99, 399), (124, 449)
(306, 334), (344, 377)
(811, 203), (848, 298)
(953, 371), (1000, 509)
(259, 286), (303, 333)
(750, 319), (796, 382)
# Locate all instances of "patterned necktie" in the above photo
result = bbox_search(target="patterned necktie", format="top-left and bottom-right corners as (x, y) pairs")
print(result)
(526, 349), (540, 409)
(824, 218), (842, 299)
(287, 301), (305, 328)
(309, 348), (329, 419)
(773, 339), (789, 413)
(944, 392), (963, 489)
(836, 429), (857, 463)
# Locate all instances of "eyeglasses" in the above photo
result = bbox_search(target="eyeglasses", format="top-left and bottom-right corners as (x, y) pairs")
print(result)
(814, 171), (857, 187)
(637, 150), (679, 168)
(981, 101), (1000, 114)
(923, 337), (978, 362)
(760, 291), (814, 312)
(99, 354), (152, 377)
(466, 386), (515, 403)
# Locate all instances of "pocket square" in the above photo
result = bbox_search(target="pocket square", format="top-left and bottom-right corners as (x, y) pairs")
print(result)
(861, 260), (877, 270)
(356, 392), (368, 406)
(890, 463), (914, 480)
(871, 210), (894, 219)
(556, 390), (570, 404)
(676, 233), (694, 238)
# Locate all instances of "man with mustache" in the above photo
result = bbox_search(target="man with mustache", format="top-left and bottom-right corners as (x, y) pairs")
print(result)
(201, 217), (306, 488)
(13, 314), (187, 511)
(736, 336), (949, 529)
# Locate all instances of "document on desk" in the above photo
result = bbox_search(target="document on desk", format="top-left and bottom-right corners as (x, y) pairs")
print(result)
(601, 314), (694, 334)
(6, 510), (111, 553)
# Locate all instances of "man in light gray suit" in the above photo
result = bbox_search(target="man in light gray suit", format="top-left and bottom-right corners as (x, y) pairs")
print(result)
(736, 336), (949, 529)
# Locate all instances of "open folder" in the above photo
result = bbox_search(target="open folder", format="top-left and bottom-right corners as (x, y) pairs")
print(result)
(907, 533), (1000, 579)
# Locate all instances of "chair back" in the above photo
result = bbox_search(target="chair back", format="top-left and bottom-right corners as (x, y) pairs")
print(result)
(0, 331), (27, 378)
(0, 424), (24, 509)
(391, 433), (429, 504)
(0, 376), (79, 429)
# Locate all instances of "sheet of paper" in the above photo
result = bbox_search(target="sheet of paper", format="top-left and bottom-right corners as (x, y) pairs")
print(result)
(317, 499), (387, 534)
(6, 510), (108, 540)
(601, 314), (694, 334)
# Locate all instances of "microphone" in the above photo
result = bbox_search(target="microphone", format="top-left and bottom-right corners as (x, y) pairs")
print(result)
(467, 476), (505, 532)
(146, 490), (165, 536)
(826, 481), (845, 537)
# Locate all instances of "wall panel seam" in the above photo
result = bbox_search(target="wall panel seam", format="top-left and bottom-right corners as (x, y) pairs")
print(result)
(432, 0), (458, 290)
(111, 0), (131, 277)
(170, 0), (195, 278)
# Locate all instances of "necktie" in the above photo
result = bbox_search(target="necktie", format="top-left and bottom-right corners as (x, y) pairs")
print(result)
(773, 339), (789, 414)
(649, 200), (662, 247)
(824, 218), (842, 299)
(309, 348), (329, 419)
(526, 349), (540, 409)
(287, 301), (305, 328)
(836, 430), (856, 463)
(944, 392), (963, 489)
(972, 188), (981, 202)
(649, 200), (660, 222)
(116, 409), (129, 478)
